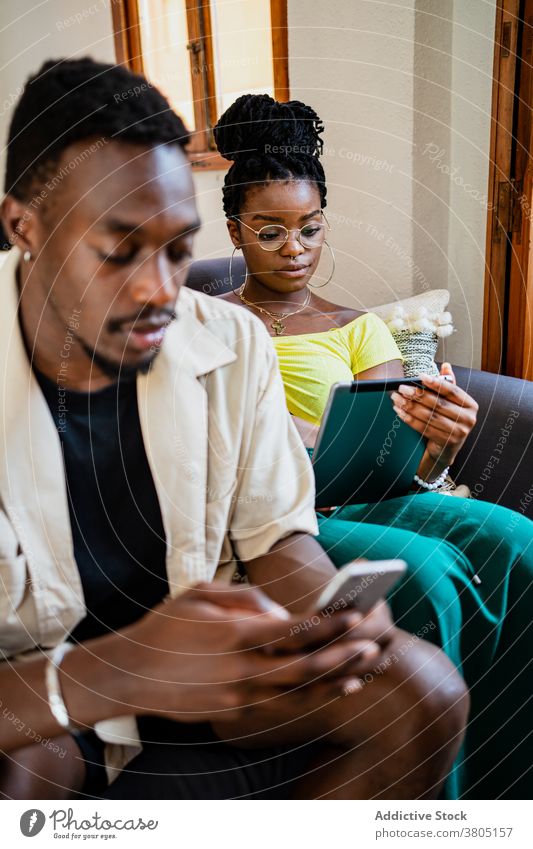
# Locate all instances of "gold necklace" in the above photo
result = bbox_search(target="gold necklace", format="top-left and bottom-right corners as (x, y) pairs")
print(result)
(237, 281), (311, 335)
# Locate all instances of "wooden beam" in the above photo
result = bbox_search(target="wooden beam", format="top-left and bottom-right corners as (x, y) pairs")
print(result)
(482, 0), (520, 373)
(270, 0), (289, 102)
(111, 0), (144, 74)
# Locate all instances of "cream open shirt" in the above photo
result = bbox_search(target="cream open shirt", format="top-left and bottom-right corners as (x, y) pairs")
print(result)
(0, 248), (318, 779)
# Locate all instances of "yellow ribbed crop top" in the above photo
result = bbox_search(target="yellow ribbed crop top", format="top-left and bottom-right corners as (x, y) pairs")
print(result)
(272, 313), (402, 425)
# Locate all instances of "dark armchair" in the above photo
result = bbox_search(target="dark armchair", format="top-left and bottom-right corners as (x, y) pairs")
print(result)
(186, 257), (533, 519)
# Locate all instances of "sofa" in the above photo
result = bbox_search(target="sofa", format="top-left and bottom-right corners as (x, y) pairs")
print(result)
(187, 256), (533, 520)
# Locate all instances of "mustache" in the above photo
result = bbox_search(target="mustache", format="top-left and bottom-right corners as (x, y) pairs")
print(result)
(108, 307), (177, 334)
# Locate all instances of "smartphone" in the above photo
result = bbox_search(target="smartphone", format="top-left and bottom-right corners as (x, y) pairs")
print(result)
(313, 559), (407, 615)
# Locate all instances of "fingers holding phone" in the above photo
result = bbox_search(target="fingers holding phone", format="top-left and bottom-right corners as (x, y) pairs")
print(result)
(283, 560), (404, 675)
(313, 559), (402, 645)
(257, 564), (405, 720)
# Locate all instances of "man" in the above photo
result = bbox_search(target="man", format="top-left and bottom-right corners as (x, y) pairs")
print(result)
(0, 57), (467, 800)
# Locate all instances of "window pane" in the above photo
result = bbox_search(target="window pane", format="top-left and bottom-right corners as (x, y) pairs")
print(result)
(211, 0), (275, 115)
(138, 0), (195, 131)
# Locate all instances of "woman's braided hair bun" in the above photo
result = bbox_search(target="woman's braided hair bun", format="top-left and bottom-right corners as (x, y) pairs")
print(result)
(214, 93), (324, 162)
(214, 93), (327, 217)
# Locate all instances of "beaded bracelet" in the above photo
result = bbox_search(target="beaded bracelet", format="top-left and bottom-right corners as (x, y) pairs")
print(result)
(413, 466), (450, 491)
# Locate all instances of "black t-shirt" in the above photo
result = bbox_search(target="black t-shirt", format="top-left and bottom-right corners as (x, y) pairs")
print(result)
(35, 369), (168, 642)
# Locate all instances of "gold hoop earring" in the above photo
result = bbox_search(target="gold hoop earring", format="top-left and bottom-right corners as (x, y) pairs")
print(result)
(308, 240), (335, 289)
(228, 245), (246, 295)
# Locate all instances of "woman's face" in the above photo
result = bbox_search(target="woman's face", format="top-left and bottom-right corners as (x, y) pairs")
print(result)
(227, 180), (324, 294)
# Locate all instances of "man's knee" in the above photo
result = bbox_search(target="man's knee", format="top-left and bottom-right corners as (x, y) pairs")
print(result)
(325, 630), (469, 754)
(0, 750), (36, 799)
(0, 737), (86, 799)
(394, 633), (469, 753)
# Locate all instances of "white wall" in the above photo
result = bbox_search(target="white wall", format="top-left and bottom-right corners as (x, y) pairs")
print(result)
(411, 0), (496, 366)
(0, 0), (497, 365)
(0, 0), (116, 188)
(288, 0), (417, 309)
(193, 168), (233, 259)
(286, 0), (496, 366)
(447, 0), (496, 366)
(412, 0), (454, 301)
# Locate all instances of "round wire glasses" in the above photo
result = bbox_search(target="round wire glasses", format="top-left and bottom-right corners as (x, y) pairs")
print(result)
(233, 211), (330, 251)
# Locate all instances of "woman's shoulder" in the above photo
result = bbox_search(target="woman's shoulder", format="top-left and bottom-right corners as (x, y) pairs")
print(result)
(340, 310), (393, 337)
(337, 307), (367, 324)
(319, 302), (389, 329)
(313, 297), (367, 325)
(323, 306), (385, 333)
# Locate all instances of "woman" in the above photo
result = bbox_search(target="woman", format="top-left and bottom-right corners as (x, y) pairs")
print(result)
(214, 94), (533, 799)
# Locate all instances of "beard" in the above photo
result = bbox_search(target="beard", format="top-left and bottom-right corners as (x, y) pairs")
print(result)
(45, 283), (177, 382)
(77, 337), (159, 380)
(77, 310), (177, 381)
(89, 309), (177, 379)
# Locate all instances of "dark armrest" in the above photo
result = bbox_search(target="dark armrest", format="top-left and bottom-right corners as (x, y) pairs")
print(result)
(451, 365), (533, 517)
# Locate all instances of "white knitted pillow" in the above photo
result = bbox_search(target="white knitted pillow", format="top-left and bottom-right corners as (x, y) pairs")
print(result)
(372, 289), (454, 376)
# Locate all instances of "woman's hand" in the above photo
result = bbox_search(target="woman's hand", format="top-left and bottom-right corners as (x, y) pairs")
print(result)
(390, 363), (478, 473)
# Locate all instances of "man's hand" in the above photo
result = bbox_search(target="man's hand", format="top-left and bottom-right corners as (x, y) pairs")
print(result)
(116, 584), (394, 723)
(210, 598), (399, 745)
(391, 363), (478, 471)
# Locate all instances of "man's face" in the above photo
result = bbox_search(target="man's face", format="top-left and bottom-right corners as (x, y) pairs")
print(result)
(28, 140), (199, 376)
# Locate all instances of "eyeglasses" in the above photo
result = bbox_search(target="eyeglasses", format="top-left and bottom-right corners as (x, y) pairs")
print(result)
(233, 211), (331, 252)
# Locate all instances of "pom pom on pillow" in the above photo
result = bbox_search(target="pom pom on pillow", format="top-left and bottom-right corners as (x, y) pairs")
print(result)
(372, 289), (454, 375)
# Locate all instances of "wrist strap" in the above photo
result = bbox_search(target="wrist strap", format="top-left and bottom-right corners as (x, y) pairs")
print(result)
(45, 642), (76, 732)
(413, 466), (450, 491)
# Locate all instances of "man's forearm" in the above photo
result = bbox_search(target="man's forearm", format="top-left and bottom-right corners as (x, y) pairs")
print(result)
(244, 533), (337, 613)
(0, 631), (136, 753)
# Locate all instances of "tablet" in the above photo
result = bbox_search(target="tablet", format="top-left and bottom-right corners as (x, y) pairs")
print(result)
(312, 378), (427, 507)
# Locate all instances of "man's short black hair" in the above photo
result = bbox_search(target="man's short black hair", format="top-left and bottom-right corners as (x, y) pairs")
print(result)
(1, 56), (189, 248)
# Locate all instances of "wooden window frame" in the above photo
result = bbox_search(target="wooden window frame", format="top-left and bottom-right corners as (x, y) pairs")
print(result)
(111, 0), (289, 171)
(483, 0), (533, 379)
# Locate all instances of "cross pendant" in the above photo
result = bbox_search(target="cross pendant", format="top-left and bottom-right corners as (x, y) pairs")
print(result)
(271, 319), (285, 335)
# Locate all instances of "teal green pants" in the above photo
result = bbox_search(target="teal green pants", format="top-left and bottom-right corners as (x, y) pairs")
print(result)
(316, 493), (533, 799)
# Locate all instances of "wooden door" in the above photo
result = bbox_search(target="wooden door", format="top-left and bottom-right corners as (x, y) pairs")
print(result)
(483, 0), (533, 379)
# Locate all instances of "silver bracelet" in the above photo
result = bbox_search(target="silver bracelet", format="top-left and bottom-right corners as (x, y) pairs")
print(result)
(413, 466), (450, 491)
(45, 642), (76, 732)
